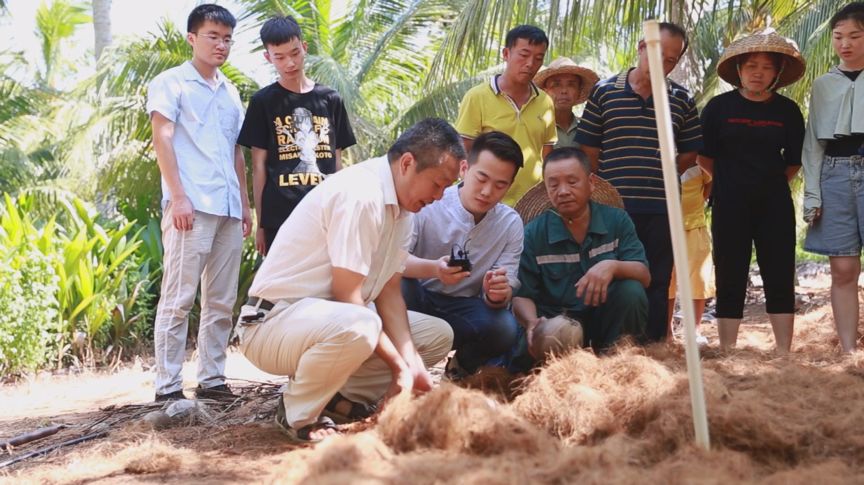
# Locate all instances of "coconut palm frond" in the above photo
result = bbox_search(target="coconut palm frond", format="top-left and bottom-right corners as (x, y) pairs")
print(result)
(238, 0), (335, 55)
(220, 63), (260, 102)
(0, 76), (47, 146)
(391, 76), (482, 136)
(35, 0), (92, 88)
(777, 0), (838, 108)
(426, 0), (528, 87)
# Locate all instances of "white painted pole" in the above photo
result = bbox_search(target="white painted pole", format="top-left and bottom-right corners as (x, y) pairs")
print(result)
(643, 20), (710, 450)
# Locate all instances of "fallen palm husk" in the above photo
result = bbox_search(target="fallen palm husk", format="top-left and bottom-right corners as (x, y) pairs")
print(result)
(0, 425), (66, 451)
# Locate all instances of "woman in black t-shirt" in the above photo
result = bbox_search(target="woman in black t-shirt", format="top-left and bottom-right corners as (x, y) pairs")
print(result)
(697, 31), (806, 353)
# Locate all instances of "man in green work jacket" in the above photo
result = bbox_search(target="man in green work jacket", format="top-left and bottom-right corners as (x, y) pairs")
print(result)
(513, 147), (649, 365)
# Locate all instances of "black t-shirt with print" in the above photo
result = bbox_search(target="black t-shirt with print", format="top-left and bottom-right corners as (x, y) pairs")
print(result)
(700, 89), (804, 198)
(238, 82), (356, 229)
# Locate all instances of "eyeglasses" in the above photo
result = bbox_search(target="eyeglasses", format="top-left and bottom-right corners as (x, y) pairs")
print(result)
(191, 32), (235, 47)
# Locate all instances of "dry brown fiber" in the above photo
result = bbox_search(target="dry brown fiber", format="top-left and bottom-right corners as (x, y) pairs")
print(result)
(5, 308), (864, 484)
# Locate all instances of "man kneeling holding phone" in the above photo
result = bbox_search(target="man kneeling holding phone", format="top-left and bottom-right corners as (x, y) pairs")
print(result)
(402, 131), (525, 377)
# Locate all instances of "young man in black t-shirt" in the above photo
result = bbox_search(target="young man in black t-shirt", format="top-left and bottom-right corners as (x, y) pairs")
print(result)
(238, 16), (356, 254)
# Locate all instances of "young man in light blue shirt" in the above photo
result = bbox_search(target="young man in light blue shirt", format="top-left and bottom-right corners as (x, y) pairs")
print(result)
(402, 131), (524, 375)
(147, 4), (251, 402)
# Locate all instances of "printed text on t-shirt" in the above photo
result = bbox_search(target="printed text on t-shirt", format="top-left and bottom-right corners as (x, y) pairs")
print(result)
(726, 118), (784, 128)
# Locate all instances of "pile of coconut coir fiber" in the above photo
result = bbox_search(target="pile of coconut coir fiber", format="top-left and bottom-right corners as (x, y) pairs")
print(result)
(266, 310), (864, 484)
(9, 302), (864, 484)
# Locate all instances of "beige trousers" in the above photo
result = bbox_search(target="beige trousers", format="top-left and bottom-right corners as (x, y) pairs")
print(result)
(239, 298), (453, 428)
(154, 207), (242, 395)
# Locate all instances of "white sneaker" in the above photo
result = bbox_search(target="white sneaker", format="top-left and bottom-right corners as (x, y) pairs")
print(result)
(695, 334), (709, 347)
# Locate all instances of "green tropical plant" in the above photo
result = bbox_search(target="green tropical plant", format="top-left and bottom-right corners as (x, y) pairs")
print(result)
(0, 244), (60, 376)
(0, 194), (61, 375)
(234, 237), (261, 317)
(0, 192), (153, 373)
(51, 199), (147, 365)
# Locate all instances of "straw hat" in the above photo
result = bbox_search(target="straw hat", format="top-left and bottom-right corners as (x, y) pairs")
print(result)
(514, 177), (624, 225)
(716, 29), (806, 89)
(534, 57), (600, 105)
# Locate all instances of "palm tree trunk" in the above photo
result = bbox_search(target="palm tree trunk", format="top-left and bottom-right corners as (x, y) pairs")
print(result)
(93, 0), (112, 60)
(667, 0), (695, 88)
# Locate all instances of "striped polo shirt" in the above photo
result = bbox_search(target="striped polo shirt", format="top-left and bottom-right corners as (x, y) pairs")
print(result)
(575, 69), (702, 214)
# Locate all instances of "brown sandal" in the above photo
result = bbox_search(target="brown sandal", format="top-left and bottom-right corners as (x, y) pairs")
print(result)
(322, 392), (377, 424)
(274, 396), (338, 443)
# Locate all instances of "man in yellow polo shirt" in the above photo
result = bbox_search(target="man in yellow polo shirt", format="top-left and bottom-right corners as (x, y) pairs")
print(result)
(455, 25), (556, 205)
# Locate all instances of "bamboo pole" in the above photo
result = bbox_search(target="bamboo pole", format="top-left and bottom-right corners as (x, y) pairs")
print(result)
(643, 20), (710, 450)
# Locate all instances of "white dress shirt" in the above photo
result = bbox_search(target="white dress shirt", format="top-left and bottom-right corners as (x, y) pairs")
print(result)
(249, 156), (412, 304)
(147, 61), (245, 218)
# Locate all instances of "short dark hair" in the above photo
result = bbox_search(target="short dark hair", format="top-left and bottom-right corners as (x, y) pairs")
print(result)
(543, 147), (591, 175)
(830, 2), (864, 30)
(187, 4), (236, 33)
(505, 25), (549, 49)
(261, 15), (303, 46)
(388, 118), (466, 172)
(659, 21), (689, 58)
(468, 131), (524, 176)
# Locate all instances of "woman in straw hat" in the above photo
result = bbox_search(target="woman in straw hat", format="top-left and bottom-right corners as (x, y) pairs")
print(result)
(697, 29), (806, 353)
(534, 57), (599, 149)
(802, 2), (864, 353)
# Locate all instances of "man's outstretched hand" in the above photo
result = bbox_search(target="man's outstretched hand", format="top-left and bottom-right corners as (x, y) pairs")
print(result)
(574, 259), (615, 306)
(437, 256), (470, 285)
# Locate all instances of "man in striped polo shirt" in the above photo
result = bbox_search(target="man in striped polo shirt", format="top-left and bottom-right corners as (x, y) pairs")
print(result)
(575, 22), (702, 343)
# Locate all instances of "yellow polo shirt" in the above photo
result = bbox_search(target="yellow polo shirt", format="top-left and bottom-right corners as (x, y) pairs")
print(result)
(455, 76), (556, 205)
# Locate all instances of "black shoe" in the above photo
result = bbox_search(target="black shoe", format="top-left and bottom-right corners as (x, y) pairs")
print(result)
(444, 355), (470, 382)
(155, 390), (186, 402)
(194, 384), (238, 400)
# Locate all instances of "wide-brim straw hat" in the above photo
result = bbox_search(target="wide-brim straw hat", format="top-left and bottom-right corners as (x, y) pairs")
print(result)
(716, 29), (806, 90)
(534, 57), (600, 106)
(514, 177), (624, 225)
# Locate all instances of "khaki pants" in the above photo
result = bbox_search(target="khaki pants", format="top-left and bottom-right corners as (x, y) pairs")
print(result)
(239, 298), (453, 429)
(154, 208), (242, 395)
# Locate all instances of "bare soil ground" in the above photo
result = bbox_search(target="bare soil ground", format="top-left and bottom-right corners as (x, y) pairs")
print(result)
(2, 267), (864, 484)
